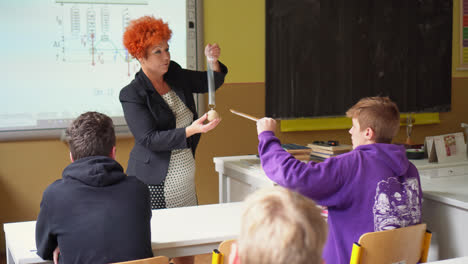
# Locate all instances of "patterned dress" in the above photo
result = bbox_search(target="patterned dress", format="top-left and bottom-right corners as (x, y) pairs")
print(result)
(147, 89), (198, 209)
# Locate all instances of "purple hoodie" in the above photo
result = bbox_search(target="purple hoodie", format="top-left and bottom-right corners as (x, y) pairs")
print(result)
(258, 131), (422, 264)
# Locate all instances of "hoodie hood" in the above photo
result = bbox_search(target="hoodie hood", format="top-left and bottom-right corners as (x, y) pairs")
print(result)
(62, 156), (126, 187)
(355, 143), (409, 176)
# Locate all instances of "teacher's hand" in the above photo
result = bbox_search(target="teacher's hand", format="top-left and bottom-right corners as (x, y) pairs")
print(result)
(186, 113), (221, 138)
(257, 117), (276, 135)
(205, 43), (221, 61)
(205, 44), (221, 72)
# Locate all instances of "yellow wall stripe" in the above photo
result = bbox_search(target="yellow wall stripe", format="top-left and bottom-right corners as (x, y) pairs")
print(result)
(280, 113), (440, 132)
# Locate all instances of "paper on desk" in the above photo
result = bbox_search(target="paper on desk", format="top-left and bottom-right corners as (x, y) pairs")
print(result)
(425, 132), (467, 163)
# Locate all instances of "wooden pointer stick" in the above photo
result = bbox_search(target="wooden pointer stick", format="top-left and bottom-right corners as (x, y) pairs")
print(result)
(229, 109), (259, 122)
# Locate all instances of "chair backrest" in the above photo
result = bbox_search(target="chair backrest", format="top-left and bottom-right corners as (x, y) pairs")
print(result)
(349, 223), (432, 264)
(219, 239), (236, 258)
(212, 239), (236, 264)
(111, 256), (170, 264)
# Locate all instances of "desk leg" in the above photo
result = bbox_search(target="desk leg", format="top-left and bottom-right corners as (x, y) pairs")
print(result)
(6, 242), (14, 264)
(218, 173), (228, 203)
(225, 177), (231, 203)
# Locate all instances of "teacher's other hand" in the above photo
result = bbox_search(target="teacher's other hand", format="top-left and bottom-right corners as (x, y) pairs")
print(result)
(186, 113), (221, 137)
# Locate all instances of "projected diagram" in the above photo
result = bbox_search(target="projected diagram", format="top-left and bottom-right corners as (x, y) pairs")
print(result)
(54, 1), (147, 76)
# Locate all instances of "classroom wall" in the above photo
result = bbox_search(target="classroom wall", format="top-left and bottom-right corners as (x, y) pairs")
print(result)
(195, 0), (468, 204)
(1, 0), (467, 255)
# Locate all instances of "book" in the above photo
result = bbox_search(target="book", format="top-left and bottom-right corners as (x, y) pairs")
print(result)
(309, 155), (326, 162)
(292, 154), (311, 161)
(310, 151), (338, 159)
(282, 143), (312, 155)
(308, 146), (350, 155)
(307, 143), (352, 153)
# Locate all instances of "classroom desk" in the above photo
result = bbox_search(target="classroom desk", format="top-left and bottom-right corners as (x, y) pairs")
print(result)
(214, 155), (272, 203)
(412, 159), (468, 260)
(3, 202), (242, 264)
(214, 155), (468, 261)
(427, 256), (468, 264)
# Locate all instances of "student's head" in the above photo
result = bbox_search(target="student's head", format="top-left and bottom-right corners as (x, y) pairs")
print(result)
(123, 16), (172, 60)
(231, 186), (328, 264)
(346, 96), (400, 148)
(66, 111), (116, 161)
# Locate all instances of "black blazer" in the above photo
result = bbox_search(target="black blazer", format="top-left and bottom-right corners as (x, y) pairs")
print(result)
(119, 61), (228, 185)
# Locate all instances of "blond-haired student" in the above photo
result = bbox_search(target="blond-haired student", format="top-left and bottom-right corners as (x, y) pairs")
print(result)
(256, 96), (422, 264)
(228, 186), (327, 264)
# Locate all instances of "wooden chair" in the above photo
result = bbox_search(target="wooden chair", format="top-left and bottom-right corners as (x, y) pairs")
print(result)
(212, 239), (236, 264)
(111, 256), (170, 264)
(349, 223), (432, 264)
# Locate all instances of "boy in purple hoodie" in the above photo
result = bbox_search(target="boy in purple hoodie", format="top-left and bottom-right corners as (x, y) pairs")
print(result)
(256, 96), (422, 264)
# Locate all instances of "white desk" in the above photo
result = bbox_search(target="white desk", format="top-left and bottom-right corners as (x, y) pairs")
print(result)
(214, 155), (271, 203)
(214, 155), (468, 261)
(427, 256), (468, 264)
(3, 202), (242, 264)
(412, 159), (468, 260)
(411, 159), (468, 210)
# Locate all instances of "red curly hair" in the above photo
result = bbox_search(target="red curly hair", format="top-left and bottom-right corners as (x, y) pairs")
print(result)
(123, 16), (172, 59)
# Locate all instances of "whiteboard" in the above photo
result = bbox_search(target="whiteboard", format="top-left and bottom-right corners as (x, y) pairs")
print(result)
(0, 0), (202, 140)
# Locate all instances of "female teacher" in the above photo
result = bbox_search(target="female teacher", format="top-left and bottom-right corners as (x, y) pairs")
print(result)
(119, 16), (228, 210)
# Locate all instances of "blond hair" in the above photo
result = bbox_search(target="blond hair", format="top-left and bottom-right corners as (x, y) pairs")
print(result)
(238, 187), (327, 264)
(346, 96), (400, 143)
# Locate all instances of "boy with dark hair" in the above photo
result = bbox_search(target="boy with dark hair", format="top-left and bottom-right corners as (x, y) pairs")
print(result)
(36, 111), (153, 264)
(256, 96), (422, 264)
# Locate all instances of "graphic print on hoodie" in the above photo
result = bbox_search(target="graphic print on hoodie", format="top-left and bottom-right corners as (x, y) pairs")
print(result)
(373, 177), (421, 231)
